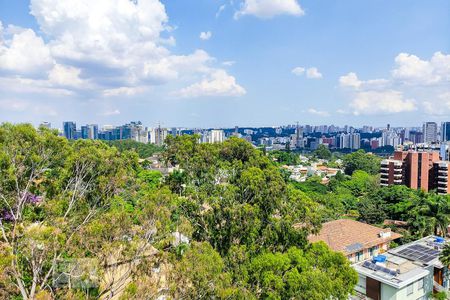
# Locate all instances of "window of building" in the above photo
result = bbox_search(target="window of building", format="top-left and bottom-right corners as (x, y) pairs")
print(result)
(417, 278), (424, 290)
(407, 283), (413, 295)
(356, 251), (363, 262)
(357, 275), (366, 290)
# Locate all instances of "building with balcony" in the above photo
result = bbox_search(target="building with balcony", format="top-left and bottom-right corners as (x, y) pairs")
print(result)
(380, 159), (403, 187)
(432, 161), (450, 195)
(352, 236), (450, 300)
(379, 150), (445, 193)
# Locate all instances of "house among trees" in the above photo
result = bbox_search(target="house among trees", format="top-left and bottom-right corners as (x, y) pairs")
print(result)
(308, 219), (402, 263)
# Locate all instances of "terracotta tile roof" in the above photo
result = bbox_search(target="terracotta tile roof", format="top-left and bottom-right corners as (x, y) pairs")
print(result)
(307, 219), (403, 255)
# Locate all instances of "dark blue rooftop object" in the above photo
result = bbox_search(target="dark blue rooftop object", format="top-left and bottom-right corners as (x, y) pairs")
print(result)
(373, 255), (387, 263)
(436, 237), (445, 243)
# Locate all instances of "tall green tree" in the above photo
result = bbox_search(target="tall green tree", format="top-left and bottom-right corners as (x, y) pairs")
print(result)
(313, 145), (332, 160)
(342, 150), (381, 175)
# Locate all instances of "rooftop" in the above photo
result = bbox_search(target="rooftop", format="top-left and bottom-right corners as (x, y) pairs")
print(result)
(307, 219), (402, 255)
(353, 236), (447, 289)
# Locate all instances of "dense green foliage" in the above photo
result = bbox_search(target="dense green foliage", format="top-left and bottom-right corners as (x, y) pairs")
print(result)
(0, 125), (357, 300)
(342, 149), (381, 175)
(313, 144), (332, 160)
(3, 124), (450, 299)
(107, 139), (163, 158)
(268, 150), (300, 165)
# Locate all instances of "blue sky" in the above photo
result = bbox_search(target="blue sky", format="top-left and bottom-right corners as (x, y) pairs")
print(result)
(0, 0), (449, 128)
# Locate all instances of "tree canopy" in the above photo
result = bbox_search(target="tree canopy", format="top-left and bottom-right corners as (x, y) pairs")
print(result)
(0, 125), (358, 299)
(342, 149), (381, 175)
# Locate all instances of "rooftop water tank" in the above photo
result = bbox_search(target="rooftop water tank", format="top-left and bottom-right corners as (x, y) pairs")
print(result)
(373, 255), (387, 263)
(435, 237), (445, 243)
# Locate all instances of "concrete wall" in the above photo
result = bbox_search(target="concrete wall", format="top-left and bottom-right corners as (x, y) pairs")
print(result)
(380, 273), (432, 300)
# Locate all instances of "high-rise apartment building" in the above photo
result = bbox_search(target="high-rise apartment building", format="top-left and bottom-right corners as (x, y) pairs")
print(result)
(432, 161), (450, 195)
(380, 150), (450, 194)
(150, 126), (168, 146)
(209, 129), (225, 143)
(338, 133), (350, 149)
(423, 122), (438, 144)
(80, 124), (98, 140)
(441, 122), (450, 142)
(337, 133), (360, 149)
(351, 133), (361, 150)
(63, 122), (76, 140)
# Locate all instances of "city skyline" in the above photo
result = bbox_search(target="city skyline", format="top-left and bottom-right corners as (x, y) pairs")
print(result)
(0, 0), (449, 127)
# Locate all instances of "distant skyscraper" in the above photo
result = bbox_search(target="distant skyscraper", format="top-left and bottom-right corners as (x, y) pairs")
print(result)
(171, 127), (178, 137)
(441, 122), (450, 142)
(150, 126), (168, 145)
(209, 130), (225, 143)
(89, 124), (99, 139)
(295, 123), (303, 148)
(338, 133), (350, 149)
(63, 122), (76, 140)
(351, 133), (361, 150)
(81, 125), (89, 139)
(423, 122), (438, 143)
(80, 124), (99, 140)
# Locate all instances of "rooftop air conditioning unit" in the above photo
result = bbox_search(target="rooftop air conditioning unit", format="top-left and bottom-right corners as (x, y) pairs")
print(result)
(379, 231), (391, 238)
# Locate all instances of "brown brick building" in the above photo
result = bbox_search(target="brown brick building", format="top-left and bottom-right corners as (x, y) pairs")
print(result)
(380, 150), (450, 194)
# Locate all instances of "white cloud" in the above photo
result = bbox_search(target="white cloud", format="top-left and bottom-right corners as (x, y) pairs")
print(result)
(292, 66), (322, 79)
(0, 77), (73, 96)
(392, 53), (438, 85)
(392, 52), (450, 85)
(423, 92), (450, 115)
(339, 72), (389, 90)
(48, 64), (85, 88)
(0, 98), (57, 116)
(102, 86), (146, 97)
(340, 52), (450, 116)
(199, 31), (212, 41)
(223, 61), (236, 66)
(291, 67), (305, 76)
(0, 99), (29, 112)
(235, 0), (304, 19)
(216, 4), (226, 18)
(100, 109), (121, 116)
(339, 72), (361, 89)
(173, 70), (246, 98)
(307, 108), (330, 117)
(0, 28), (53, 75)
(350, 90), (416, 115)
(0, 0), (245, 104)
(291, 67), (323, 79)
(306, 67), (322, 79)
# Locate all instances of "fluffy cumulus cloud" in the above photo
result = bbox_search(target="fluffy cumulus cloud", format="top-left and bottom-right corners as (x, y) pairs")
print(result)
(0, 28), (53, 75)
(292, 66), (322, 79)
(392, 52), (450, 85)
(340, 51), (450, 116)
(235, 0), (304, 19)
(199, 31), (212, 40)
(306, 67), (322, 79)
(350, 90), (416, 115)
(0, 0), (245, 115)
(173, 70), (246, 98)
(48, 64), (85, 88)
